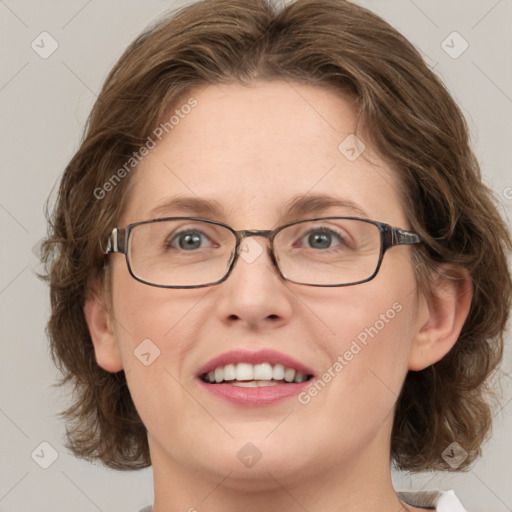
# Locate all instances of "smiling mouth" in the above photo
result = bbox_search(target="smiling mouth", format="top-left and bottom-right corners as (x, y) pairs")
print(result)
(200, 362), (314, 385)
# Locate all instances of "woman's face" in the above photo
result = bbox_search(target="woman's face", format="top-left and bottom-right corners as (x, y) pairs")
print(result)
(102, 81), (427, 488)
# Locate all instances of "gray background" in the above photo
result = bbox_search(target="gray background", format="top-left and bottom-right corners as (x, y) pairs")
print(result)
(0, 1), (511, 511)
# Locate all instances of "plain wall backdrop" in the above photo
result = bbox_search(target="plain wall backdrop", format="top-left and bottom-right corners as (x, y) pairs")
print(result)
(0, 1), (511, 511)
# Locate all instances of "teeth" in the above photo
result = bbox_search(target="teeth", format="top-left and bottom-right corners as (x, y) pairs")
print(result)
(223, 363), (236, 380)
(235, 363), (253, 381)
(231, 380), (280, 387)
(272, 364), (285, 380)
(253, 363), (273, 380)
(202, 362), (310, 384)
(284, 367), (296, 382)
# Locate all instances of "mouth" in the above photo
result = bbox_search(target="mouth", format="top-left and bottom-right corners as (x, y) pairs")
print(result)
(195, 349), (316, 404)
(200, 362), (314, 386)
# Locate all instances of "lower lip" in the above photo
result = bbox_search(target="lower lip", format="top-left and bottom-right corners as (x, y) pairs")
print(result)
(198, 379), (314, 406)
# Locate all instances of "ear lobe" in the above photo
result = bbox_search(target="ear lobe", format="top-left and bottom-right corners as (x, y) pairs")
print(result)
(408, 264), (472, 371)
(83, 277), (124, 373)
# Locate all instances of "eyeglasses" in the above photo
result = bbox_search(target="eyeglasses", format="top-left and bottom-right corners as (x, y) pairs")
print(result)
(104, 216), (421, 288)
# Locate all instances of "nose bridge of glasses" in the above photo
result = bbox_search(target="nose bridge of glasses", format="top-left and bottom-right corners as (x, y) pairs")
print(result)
(236, 229), (275, 253)
(232, 229), (279, 269)
(237, 229), (273, 240)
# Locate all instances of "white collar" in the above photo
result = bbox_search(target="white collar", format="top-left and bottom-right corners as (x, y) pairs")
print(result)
(397, 489), (467, 511)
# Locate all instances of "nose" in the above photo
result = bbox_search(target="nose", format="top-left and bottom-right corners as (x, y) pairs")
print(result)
(214, 235), (293, 329)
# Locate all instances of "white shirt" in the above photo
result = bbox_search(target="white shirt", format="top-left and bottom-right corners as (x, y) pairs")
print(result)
(139, 489), (467, 511)
(397, 489), (468, 511)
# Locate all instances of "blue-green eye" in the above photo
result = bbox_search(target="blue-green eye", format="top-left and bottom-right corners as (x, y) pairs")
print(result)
(164, 229), (213, 251)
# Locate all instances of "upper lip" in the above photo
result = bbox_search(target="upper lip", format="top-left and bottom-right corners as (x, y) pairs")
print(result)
(196, 349), (315, 378)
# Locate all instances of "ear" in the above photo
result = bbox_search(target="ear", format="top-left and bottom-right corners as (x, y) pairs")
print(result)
(408, 264), (472, 371)
(83, 276), (124, 373)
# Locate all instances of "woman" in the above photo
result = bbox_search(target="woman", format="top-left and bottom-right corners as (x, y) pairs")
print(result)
(42, 0), (511, 511)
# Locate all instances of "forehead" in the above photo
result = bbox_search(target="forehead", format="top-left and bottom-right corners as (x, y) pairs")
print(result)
(121, 81), (407, 228)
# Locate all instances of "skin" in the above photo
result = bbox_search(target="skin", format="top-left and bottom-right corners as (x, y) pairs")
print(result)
(85, 81), (472, 512)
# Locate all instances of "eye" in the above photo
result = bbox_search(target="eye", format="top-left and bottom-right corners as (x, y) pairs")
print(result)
(166, 229), (213, 251)
(298, 227), (349, 250)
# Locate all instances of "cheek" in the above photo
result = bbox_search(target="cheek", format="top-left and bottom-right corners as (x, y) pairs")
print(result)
(108, 266), (208, 441)
(109, 260), (198, 357)
(111, 278), (162, 344)
(304, 280), (417, 430)
(333, 300), (411, 396)
(350, 302), (411, 400)
(290, 307), (412, 472)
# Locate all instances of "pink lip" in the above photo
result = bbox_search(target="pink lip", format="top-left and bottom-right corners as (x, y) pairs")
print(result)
(198, 378), (314, 407)
(196, 348), (315, 378)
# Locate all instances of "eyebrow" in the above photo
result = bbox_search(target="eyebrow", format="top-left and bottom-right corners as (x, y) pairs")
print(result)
(147, 193), (369, 223)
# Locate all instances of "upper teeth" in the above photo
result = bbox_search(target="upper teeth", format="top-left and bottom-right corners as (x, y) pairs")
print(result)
(203, 363), (309, 384)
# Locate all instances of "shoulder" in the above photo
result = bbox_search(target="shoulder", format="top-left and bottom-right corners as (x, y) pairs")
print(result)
(397, 489), (468, 511)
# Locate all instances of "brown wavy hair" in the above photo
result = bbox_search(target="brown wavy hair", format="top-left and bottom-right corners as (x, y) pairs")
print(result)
(41, 0), (511, 471)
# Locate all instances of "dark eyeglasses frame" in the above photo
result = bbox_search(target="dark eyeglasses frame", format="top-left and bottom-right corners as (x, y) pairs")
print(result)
(104, 216), (421, 288)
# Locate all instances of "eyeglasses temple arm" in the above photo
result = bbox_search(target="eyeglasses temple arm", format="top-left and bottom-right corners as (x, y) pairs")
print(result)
(392, 227), (421, 246)
(105, 228), (124, 254)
